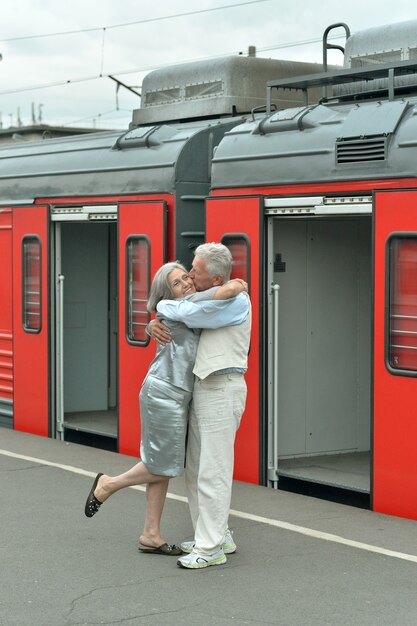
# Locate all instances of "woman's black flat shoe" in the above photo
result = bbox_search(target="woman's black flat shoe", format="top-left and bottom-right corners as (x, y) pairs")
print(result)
(138, 542), (183, 556)
(84, 473), (104, 518)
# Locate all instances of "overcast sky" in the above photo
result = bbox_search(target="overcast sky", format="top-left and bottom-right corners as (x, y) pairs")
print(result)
(1, 0), (417, 130)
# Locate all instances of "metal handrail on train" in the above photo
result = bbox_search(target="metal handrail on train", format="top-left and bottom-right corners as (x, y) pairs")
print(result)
(391, 314), (417, 319)
(56, 275), (65, 440)
(251, 103), (277, 122)
(322, 23), (351, 74)
(267, 284), (280, 488)
(322, 22), (350, 100)
(266, 60), (417, 111)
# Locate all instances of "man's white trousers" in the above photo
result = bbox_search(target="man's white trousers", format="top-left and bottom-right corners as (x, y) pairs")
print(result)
(185, 373), (247, 554)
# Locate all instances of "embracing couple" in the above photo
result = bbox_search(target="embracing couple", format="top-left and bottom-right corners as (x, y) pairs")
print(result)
(84, 243), (251, 570)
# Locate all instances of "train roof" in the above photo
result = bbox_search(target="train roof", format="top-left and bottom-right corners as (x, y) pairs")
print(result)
(0, 54), (332, 203)
(0, 119), (239, 202)
(211, 20), (417, 190)
(211, 94), (417, 189)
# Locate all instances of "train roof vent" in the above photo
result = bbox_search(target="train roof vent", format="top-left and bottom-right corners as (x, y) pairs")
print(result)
(131, 56), (327, 125)
(336, 136), (387, 164)
(334, 100), (406, 166)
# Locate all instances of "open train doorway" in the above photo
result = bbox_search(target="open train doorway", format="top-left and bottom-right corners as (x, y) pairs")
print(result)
(267, 203), (372, 503)
(52, 218), (118, 451)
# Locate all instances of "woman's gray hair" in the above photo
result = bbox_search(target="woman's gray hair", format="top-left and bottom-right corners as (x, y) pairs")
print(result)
(147, 261), (187, 312)
(194, 243), (232, 283)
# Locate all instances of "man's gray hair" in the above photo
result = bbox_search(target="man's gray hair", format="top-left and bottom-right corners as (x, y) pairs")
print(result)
(147, 261), (187, 312)
(194, 242), (232, 283)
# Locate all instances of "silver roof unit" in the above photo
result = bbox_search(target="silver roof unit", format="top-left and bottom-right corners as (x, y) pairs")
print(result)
(335, 20), (417, 98)
(132, 56), (328, 125)
(344, 20), (417, 67)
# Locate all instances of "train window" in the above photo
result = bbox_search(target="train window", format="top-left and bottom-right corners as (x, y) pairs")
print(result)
(221, 234), (250, 292)
(351, 50), (402, 68)
(388, 236), (417, 372)
(145, 88), (181, 105)
(22, 236), (42, 333)
(185, 80), (223, 99)
(126, 237), (150, 345)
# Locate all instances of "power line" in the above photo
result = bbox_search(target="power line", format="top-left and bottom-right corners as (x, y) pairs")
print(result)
(0, 74), (101, 96)
(0, 32), (348, 97)
(0, 1), (269, 43)
(258, 34), (344, 52)
(62, 108), (132, 126)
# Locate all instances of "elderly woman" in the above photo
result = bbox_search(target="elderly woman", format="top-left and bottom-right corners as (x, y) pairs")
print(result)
(84, 261), (247, 555)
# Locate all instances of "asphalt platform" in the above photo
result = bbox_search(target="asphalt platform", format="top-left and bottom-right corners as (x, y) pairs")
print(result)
(0, 428), (416, 626)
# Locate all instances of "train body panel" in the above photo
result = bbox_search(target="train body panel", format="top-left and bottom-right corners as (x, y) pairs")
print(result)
(0, 207), (14, 426)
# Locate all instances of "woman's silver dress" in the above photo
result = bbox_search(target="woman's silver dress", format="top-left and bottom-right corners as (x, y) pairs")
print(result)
(139, 319), (199, 476)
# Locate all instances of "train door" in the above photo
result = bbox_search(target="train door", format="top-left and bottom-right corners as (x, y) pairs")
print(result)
(266, 197), (373, 499)
(13, 205), (49, 436)
(52, 205), (118, 449)
(374, 190), (417, 520)
(51, 200), (166, 456)
(205, 196), (263, 484)
(118, 201), (166, 456)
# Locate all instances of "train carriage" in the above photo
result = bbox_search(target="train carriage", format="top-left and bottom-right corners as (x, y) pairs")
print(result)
(1, 119), (250, 456)
(1, 20), (417, 522)
(0, 56), (320, 456)
(208, 21), (417, 520)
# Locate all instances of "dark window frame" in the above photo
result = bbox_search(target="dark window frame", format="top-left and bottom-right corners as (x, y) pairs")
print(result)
(385, 232), (417, 377)
(22, 235), (42, 334)
(125, 235), (151, 347)
(221, 233), (251, 294)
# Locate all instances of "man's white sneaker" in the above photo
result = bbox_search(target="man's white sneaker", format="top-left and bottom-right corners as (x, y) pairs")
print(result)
(221, 529), (237, 554)
(180, 529), (236, 555)
(177, 549), (226, 569)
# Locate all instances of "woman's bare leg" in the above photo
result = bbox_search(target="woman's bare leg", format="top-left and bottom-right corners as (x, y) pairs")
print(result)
(94, 461), (167, 503)
(93, 463), (171, 547)
(139, 481), (170, 547)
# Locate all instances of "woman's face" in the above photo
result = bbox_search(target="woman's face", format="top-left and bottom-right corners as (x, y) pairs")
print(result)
(168, 268), (196, 298)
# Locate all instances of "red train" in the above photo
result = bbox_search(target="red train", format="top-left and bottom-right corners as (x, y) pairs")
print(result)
(1, 21), (417, 521)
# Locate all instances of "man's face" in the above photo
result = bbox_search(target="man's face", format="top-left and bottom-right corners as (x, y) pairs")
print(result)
(189, 255), (223, 291)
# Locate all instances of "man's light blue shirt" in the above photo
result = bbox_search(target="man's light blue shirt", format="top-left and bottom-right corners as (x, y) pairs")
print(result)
(156, 292), (249, 329)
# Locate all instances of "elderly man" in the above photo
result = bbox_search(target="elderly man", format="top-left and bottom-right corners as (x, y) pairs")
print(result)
(151, 243), (251, 569)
